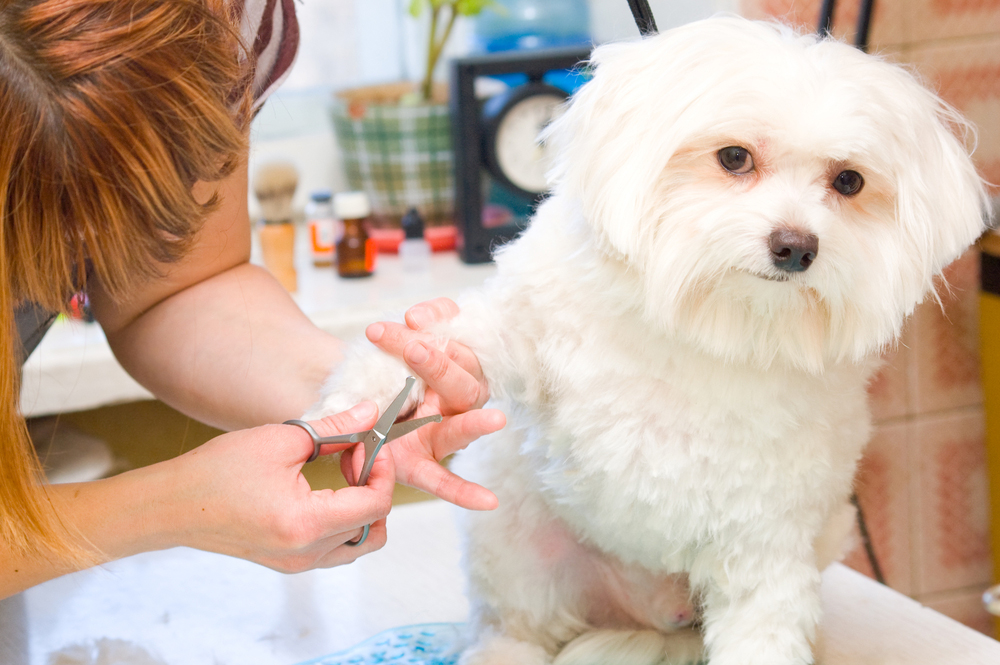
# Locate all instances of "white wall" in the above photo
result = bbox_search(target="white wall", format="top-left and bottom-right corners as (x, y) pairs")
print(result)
(249, 0), (736, 219)
(590, 0), (738, 44)
(276, 0), (735, 94)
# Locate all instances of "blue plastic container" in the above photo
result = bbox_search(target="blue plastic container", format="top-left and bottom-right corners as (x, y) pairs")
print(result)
(474, 0), (591, 53)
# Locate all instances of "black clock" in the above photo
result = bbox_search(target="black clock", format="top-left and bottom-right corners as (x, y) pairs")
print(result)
(450, 47), (591, 264)
(481, 81), (569, 199)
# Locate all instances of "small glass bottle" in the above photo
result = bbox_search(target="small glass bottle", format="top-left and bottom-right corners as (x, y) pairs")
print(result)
(305, 190), (339, 267)
(399, 207), (431, 272)
(334, 191), (375, 278)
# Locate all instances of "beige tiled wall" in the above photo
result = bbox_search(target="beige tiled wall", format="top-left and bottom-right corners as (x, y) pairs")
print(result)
(740, 0), (998, 637)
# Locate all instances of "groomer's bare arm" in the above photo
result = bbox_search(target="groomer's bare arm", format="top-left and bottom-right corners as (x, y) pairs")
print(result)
(89, 155), (340, 430)
(88, 150), (503, 510)
(0, 406), (394, 599)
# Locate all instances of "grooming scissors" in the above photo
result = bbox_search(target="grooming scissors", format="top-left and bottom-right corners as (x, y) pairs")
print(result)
(284, 376), (441, 546)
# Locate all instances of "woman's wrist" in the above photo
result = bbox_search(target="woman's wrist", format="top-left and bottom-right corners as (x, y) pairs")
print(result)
(50, 455), (190, 560)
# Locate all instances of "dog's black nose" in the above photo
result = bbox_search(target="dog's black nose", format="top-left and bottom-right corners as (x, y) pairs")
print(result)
(769, 229), (818, 272)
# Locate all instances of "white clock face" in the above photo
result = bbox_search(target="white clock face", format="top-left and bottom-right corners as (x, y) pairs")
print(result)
(494, 93), (566, 194)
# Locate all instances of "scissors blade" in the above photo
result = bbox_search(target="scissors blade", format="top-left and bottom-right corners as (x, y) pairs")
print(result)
(357, 377), (417, 486)
(372, 376), (416, 440)
(314, 431), (367, 444)
(386, 414), (443, 442)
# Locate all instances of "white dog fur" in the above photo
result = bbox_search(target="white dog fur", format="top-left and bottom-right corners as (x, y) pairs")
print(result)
(308, 16), (989, 665)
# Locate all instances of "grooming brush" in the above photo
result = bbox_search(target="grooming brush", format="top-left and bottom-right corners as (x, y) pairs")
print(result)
(253, 161), (299, 292)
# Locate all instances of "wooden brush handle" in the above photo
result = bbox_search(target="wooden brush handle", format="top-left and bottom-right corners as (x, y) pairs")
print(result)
(259, 223), (297, 292)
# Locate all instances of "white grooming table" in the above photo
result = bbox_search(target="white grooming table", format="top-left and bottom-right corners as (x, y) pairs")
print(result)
(1, 500), (997, 665)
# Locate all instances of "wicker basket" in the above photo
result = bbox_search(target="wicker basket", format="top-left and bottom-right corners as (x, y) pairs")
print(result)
(331, 82), (453, 228)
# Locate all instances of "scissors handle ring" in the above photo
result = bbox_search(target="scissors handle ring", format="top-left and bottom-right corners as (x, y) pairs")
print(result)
(283, 419), (370, 547)
(283, 419), (324, 462)
(346, 524), (369, 547)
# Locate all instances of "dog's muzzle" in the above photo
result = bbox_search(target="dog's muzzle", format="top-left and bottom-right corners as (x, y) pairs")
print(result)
(769, 229), (818, 272)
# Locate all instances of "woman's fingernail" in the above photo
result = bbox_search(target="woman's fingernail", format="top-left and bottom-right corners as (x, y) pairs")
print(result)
(349, 402), (376, 418)
(366, 323), (385, 342)
(408, 307), (431, 330)
(406, 341), (430, 365)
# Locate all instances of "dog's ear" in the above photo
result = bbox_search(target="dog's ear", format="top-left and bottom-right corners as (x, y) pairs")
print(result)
(543, 36), (680, 263)
(892, 85), (990, 296)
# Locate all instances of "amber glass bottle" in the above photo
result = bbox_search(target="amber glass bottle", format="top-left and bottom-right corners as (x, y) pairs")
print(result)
(334, 191), (375, 278)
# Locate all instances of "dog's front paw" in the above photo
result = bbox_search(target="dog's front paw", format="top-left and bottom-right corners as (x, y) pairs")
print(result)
(303, 341), (424, 420)
(706, 637), (813, 665)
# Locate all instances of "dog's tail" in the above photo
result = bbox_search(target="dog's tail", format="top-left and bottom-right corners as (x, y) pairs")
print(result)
(553, 628), (704, 665)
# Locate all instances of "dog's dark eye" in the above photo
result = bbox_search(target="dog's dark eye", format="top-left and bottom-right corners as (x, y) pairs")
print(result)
(833, 170), (864, 196)
(718, 146), (754, 174)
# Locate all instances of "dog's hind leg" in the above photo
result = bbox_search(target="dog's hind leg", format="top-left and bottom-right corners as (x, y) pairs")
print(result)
(454, 451), (596, 664)
(459, 599), (589, 665)
(553, 628), (704, 665)
(460, 630), (552, 665)
(458, 534), (591, 664)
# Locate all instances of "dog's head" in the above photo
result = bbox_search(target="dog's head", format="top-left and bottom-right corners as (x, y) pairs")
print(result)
(544, 16), (989, 372)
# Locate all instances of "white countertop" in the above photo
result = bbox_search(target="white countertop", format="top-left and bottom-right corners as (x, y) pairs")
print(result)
(2, 499), (998, 665)
(20, 245), (497, 418)
(1, 501), (468, 665)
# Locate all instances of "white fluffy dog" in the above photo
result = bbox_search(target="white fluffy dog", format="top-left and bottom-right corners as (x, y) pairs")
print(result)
(311, 16), (989, 665)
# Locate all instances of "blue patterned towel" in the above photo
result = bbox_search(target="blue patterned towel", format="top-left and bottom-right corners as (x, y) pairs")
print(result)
(295, 623), (706, 665)
(295, 623), (465, 665)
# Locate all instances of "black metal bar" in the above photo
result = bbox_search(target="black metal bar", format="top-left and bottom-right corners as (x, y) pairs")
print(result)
(814, 0), (885, 590)
(982, 251), (1000, 296)
(818, 0), (836, 37)
(851, 493), (887, 585)
(627, 0), (658, 36)
(854, 0), (876, 52)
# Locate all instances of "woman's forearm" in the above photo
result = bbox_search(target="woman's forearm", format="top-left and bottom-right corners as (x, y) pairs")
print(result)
(0, 464), (174, 598)
(1, 412), (397, 600)
(105, 263), (343, 430)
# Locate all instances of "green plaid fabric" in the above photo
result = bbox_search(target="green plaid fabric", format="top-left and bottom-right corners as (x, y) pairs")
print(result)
(332, 101), (454, 227)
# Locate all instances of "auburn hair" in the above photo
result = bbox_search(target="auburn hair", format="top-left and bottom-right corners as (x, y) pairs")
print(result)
(0, 0), (252, 561)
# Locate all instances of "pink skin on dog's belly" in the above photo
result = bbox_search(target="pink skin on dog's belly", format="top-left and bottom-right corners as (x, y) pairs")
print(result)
(532, 519), (696, 632)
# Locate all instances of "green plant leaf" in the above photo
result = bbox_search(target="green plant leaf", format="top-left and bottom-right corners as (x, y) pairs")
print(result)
(454, 0), (497, 16)
(408, 0), (424, 17)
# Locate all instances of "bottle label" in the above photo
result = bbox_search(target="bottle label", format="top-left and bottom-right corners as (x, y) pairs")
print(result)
(310, 219), (336, 254)
(365, 238), (377, 272)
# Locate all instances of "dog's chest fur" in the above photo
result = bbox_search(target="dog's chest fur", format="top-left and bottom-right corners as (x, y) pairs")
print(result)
(450, 211), (875, 575)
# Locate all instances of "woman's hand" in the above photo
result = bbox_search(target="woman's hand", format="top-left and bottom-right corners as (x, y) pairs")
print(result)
(161, 402), (395, 572)
(349, 298), (505, 511)
(0, 401), (395, 598)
